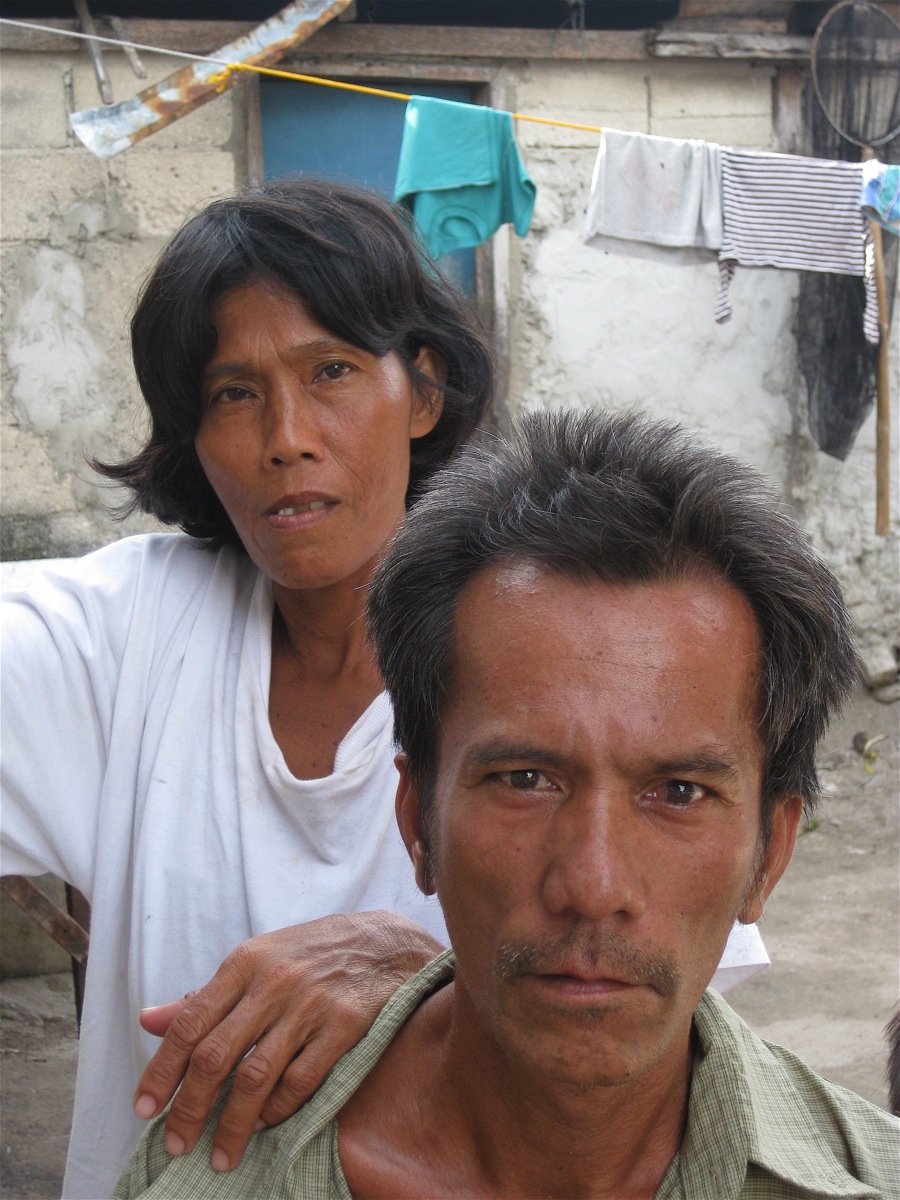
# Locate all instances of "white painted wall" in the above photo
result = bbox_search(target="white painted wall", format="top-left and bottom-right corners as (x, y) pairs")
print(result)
(1, 42), (897, 686)
(502, 58), (899, 688)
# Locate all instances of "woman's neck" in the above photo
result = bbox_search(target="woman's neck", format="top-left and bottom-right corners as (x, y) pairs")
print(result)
(268, 579), (385, 780)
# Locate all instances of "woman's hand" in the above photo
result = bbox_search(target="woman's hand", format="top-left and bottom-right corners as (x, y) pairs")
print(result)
(132, 911), (443, 1172)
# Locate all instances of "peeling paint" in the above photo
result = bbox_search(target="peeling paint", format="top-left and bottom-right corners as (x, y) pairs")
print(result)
(68, 0), (353, 158)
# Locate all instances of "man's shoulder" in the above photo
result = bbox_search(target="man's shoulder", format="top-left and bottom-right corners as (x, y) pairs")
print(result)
(682, 989), (898, 1200)
(115, 954), (457, 1200)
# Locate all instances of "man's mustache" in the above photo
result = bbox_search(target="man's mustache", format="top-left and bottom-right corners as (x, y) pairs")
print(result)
(497, 926), (680, 999)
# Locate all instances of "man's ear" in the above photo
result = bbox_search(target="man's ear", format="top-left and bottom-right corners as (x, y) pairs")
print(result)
(739, 793), (802, 924)
(395, 754), (435, 895)
(409, 347), (447, 440)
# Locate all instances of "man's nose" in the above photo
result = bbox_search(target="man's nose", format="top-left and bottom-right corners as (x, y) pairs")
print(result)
(541, 792), (647, 922)
(264, 386), (324, 467)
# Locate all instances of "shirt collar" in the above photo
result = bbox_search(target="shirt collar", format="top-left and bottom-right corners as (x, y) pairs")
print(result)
(665, 989), (890, 1200)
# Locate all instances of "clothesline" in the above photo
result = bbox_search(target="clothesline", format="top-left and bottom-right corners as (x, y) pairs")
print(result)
(0, 17), (605, 135)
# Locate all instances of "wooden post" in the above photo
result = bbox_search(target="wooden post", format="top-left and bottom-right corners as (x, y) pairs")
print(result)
(869, 217), (892, 536)
(863, 146), (892, 536)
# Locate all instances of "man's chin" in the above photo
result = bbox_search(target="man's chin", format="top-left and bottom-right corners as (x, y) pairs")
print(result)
(492, 975), (684, 1088)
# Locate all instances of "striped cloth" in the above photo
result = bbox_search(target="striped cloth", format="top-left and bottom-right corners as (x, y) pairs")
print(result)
(717, 148), (878, 344)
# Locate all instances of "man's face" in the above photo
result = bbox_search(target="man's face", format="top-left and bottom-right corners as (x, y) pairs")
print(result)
(398, 563), (800, 1091)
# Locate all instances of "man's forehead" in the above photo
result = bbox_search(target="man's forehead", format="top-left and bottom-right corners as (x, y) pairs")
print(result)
(452, 559), (758, 642)
(445, 561), (764, 737)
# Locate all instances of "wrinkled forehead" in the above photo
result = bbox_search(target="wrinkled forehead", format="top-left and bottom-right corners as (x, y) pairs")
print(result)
(440, 559), (765, 755)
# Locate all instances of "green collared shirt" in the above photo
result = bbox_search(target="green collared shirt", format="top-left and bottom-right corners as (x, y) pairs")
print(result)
(115, 951), (899, 1200)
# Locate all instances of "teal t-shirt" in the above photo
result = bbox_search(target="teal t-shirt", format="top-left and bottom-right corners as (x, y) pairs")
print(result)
(394, 95), (536, 257)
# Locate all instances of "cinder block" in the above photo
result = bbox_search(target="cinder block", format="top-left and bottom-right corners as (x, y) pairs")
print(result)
(0, 150), (108, 243)
(650, 114), (774, 147)
(514, 62), (648, 114)
(517, 109), (646, 152)
(651, 62), (774, 120)
(0, 54), (71, 150)
(107, 148), (236, 237)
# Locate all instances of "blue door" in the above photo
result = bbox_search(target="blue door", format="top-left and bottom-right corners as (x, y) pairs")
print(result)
(260, 79), (477, 294)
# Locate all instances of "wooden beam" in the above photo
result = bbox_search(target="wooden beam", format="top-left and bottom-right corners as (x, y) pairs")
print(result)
(653, 31), (812, 59)
(1, 875), (89, 965)
(1, 17), (818, 63)
(1, 19), (650, 62)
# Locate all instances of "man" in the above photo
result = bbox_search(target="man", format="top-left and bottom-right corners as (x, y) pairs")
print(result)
(116, 410), (897, 1199)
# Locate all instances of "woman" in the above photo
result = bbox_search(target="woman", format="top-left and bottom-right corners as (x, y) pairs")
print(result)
(0, 178), (492, 1199)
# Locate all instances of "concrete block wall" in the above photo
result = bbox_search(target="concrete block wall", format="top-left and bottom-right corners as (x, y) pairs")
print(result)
(1, 50), (238, 560)
(1, 42), (897, 685)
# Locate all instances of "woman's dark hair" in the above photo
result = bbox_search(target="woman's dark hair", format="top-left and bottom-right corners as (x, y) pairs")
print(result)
(96, 177), (494, 547)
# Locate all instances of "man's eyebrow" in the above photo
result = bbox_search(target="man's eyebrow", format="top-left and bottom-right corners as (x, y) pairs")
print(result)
(462, 739), (569, 771)
(460, 742), (743, 782)
(649, 751), (741, 781)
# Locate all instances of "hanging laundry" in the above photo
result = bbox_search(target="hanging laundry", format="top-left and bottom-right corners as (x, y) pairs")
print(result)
(717, 148), (878, 343)
(861, 160), (900, 237)
(584, 129), (722, 249)
(394, 95), (536, 259)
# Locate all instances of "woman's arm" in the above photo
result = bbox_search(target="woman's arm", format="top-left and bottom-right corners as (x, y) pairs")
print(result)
(133, 910), (443, 1172)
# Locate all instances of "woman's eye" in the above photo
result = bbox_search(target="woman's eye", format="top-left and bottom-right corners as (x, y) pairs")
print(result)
(317, 361), (351, 382)
(209, 385), (254, 405)
(498, 769), (554, 791)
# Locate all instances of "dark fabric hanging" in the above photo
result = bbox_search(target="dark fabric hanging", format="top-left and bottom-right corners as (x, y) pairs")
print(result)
(795, 78), (899, 460)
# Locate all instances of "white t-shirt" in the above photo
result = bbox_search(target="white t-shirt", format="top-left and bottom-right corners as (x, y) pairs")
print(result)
(1, 533), (768, 1198)
(1, 534), (446, 1199)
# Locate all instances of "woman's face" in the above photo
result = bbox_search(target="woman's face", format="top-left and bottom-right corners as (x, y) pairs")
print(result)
(195, 280), (444, 593)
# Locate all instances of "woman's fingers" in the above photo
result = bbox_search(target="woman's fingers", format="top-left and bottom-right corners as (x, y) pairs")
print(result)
(131, 914), (444, 1170)
(133, 958), (249, 1122)
(256, 1034), (343, 1128)
(160, 1007), (278, 1161)
(200, 1023), (346, 1171)
(138, 994), (193, 1039)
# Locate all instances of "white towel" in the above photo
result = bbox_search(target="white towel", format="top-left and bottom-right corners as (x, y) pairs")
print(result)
(584, 128), (723, 250)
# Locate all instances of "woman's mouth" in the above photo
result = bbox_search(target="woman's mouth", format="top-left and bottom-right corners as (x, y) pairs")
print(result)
(274, 501), (328, 516)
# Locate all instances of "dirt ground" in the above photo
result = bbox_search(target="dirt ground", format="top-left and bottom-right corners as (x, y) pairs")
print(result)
(0, 686), (897, 1200)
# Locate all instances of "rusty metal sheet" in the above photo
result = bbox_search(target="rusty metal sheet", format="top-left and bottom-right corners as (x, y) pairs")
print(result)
(69, 0), (352, 159)
(1, 875), (90, 964)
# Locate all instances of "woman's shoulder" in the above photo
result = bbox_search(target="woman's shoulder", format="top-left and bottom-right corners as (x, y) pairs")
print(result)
(2, 533), (261, 661)
(3, 532), (254, 604)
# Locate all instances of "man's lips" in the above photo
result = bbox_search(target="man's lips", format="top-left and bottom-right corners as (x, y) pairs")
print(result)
(527, 965), (644, 994)
(499, 933), (680, 998)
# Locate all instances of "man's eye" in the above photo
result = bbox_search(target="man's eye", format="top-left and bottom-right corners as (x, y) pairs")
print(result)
(499, 769), (552, 791)
(659, 780), (707, 806)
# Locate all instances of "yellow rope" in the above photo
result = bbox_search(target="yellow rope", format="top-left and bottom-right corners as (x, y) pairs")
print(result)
(221, 62), (604, 134)
(0, 18), (604, 135)
(224, 62), (413, 102)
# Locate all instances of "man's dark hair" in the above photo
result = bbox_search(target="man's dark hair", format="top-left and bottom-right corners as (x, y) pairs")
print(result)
(369, 408), (859, 834)
(96, 177), (494, 547)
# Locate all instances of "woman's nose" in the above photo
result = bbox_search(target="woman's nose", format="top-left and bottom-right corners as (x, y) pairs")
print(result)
(541, 792), (647, 922)
(264, 387), (323, 467)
